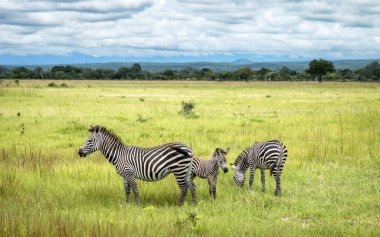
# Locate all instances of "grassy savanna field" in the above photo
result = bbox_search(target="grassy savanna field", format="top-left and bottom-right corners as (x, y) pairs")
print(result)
(0, 80), (379, 236)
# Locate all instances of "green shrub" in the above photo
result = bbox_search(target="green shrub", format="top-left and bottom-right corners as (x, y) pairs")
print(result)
(47, 82), (58, 88)
(179, 101), (199, 118)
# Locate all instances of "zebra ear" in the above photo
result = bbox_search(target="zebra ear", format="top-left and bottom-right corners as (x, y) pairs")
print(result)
(230, 163), (236, 170)
(88, 125), (95, 132)
(225, 147), (230, 154)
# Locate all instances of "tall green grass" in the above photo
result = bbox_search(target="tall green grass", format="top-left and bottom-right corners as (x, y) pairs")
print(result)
(0, 80), (379, 236)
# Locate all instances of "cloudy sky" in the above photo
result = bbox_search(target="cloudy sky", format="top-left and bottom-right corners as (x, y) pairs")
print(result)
(1, 0), (379, 64)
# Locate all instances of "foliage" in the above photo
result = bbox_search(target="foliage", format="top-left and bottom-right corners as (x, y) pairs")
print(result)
(179, 101), (199, 118)
(60, 83), (68, 88)
(1, 60), (380, 81)
(306, 59), (335, 83)
(47, 82), (59, 87)
(357, 61), (380, 81)
(136, 114), (150, 123)
(234, 67), (254, 81)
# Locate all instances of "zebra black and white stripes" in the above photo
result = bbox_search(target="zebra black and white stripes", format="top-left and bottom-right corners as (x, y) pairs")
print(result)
(231, 140), (288, 196)
(78, 125), (196, 205)
(191, 148), (230, 199)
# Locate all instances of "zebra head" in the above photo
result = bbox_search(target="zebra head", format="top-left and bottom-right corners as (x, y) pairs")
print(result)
(78, 125), (102, 157)
(214, 147), (230, 173)
(230, 150), (250, 187)
(230, 163), (246, 187)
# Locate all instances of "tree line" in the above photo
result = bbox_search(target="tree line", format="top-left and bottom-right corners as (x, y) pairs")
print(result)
(1, 59), (379, 82)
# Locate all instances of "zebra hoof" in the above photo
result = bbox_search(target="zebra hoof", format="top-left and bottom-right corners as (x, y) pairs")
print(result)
(274, 190), (281, 196)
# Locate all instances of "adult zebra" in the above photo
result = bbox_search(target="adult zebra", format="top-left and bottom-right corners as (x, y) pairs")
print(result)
(231, 140), (288, 196)
(78, 125), (196, 205)
(191, 147), (230, 199)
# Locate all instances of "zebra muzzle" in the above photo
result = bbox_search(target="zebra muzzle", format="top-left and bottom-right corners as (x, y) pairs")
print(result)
(78, 149), (86, 157)
(223, 168), (228, 173)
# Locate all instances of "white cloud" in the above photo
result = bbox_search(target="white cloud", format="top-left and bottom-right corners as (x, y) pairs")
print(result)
(0, 0), (379, 59)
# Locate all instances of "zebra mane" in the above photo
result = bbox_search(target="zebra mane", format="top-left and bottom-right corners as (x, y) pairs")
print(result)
(233, 147), (250, 167)
(93, 125), (125, 145)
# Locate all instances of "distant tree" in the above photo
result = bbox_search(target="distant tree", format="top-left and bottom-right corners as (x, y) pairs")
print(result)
(279, 66), (293, 81)
(95, 69), (115, 79)
(0, 66), (8, 79)
(34, 66), (44, 79)
(217, 71), (234, 81)
(130, 63), (142, 74)
(339, 68), (354, 80)
(81, 68), (98, 79)
(12, 67), (31, 79)
(51, 66), (65, 74)
(199, 68), (214, 80)
(306, 59), (335, 83)
(179, 67), (196, 80)
(50, 65), (81, 79)
(129, 63), (142, 79)
(362, 61), (380, 81)
(234, 67), (253, 81)
(266, 71), (280, 81)
(257, 68), (271, 81)
(115, 67), (130, 79)
(162, 69), (175, 80)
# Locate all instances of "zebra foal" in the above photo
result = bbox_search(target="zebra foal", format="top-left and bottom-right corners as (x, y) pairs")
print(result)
(231, 140), (288, 196)
(191, 148), (230, 199)
(78, 125), (196, 205)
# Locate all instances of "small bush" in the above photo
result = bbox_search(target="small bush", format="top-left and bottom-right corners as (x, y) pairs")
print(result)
(60, 83), (68, 88)
(47, 82), (58, 88)
(14, 80), (19, 86)
(136, 114), (149, 123)
(179, 101), (199, 118)
(20, 123), (25, 135)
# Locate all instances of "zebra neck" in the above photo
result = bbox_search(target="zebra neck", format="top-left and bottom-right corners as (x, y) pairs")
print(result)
(209, 158), (219, 174)
(100, 142), (124, 165)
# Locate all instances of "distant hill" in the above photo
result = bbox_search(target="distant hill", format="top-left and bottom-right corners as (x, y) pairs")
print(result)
(4, 59), (379, 72)
(232, 58), (253, 65)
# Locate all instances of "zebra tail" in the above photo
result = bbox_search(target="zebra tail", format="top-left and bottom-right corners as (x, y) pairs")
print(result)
(170, 146), (193, 158)
(270, 143), (285, 176)
(186, 156), (194, 182)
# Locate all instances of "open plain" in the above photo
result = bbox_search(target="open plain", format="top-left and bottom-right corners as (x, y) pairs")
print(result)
(0, 80), (379, 236)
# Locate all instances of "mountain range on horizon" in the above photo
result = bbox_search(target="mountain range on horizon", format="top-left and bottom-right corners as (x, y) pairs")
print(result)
(0, 52), (379, 72)
(2, 58), (379, 72)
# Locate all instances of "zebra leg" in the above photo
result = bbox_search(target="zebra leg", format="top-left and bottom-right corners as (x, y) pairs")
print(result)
(274, 173), (282, 196)
(207, 176), (213, 198)
(187, 178), (197, 204)
(126, 174), (140, 204)
(261, 169), (266, 192)
(212, 176), (217, 199)
(123, 177), (131, 203)
(248, 165), (256, 189)
(175, 175), (189, 205)
(207, 176), (217, 199)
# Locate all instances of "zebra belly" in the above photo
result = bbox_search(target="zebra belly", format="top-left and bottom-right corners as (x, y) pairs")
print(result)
(196, 173), (209, 179)
(254, 162), (271, 170)
(134, 168), (172, 181)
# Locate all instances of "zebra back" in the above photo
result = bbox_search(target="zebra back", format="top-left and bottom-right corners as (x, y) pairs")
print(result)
(251, 140), (287, 175)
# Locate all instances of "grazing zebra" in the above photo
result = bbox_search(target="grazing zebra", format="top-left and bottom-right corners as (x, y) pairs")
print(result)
(230, 140), (288, 196)
(78, 125), (196, 205)
(191, 148), (230, 199)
